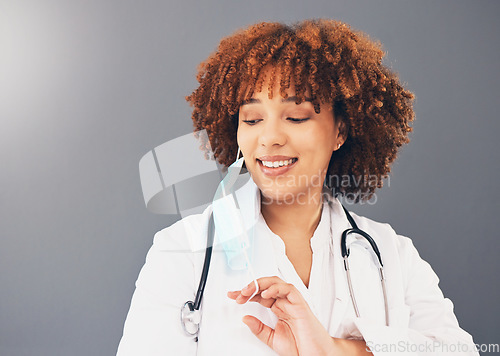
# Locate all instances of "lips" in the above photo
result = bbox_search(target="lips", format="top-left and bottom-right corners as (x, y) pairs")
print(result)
(257, 157), (298, 168)
(257, 155), (297, 161)
(256, 157), (298, 176)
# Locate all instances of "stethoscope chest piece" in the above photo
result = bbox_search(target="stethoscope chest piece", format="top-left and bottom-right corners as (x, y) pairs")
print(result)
(181, 301), (201, 337)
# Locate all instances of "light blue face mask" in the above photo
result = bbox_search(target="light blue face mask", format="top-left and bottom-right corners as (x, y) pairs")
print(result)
(212, 149), (259, 297)
(138, 134), (259, 297)
(212, 153), (253, 269)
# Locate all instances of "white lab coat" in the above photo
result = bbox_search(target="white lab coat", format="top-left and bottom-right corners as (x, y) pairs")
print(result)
(117, 177), (478, 356)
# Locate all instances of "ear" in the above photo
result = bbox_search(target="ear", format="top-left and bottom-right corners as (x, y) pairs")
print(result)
(333, 117), (348, 151)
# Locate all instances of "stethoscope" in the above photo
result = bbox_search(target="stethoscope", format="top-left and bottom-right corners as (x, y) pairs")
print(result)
(340, 204), (389, 326)
(180, 202), (390, 339)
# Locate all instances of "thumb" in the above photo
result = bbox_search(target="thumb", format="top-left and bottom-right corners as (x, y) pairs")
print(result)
(242, 315), (274, 347)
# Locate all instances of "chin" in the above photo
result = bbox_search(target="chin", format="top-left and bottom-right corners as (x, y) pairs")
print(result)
(258, 186), (304, 205)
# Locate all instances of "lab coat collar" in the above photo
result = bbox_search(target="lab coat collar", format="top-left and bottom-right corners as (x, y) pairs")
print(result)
(233, 175), (352, 232)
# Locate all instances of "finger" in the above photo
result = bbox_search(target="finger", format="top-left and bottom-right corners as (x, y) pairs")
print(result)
(242, 315), (274, 348)
(243, 286), (293, 310)
(227, 290), (240, 300)
(247, 279), (260, 301)
(247, 293), (276, 308)
(237, 276), (295, 305)
(240, 279), (259, 297)
(239, 276), (288, 302)
(228, 290), (259, 305)
(234, 279), (260, 304)
(228, 288), (261, 305)
(240, 276), (285, 296)
(252, 276), (286, 292)
(261, 284), (304, 304)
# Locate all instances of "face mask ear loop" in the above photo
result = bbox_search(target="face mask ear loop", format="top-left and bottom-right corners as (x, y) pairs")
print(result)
(236, 146), (241, 161)
(234, 221), (258, 300)
(232, 146), (259, 300)
(241, 222), (259, 301)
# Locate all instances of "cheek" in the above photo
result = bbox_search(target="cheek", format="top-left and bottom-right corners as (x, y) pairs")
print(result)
(301, 130), (335, 168)
(236, 127), (244, 149)
(301, 127), (334, 153)
(236, 127), (254, 157)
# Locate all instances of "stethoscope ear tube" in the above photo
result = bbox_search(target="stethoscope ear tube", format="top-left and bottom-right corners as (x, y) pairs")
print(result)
(341, 228), (384, 267)
(340, 205), (383, 267)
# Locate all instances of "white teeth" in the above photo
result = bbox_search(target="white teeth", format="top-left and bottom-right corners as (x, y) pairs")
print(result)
(261, 158), (295, 168)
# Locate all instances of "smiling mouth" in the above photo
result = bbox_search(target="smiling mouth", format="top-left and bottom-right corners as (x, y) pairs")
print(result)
(257, 158), (298, 168)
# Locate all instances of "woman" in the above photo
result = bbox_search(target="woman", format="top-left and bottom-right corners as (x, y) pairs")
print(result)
(118, 19), (478, 355)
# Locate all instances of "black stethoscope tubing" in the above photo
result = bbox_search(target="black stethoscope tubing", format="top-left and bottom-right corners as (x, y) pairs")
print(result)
(194, 213), (215, 311)
(340, 205), (383, 267)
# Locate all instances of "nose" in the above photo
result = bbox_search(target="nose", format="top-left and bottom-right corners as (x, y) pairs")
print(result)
(258, 117), (287, 147)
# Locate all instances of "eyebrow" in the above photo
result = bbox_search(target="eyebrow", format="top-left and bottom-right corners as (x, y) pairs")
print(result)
(241, 96), (313, 106)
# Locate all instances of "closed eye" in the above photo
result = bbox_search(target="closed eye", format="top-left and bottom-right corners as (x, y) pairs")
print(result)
(287, 118), (310, 123)
(242, 119), (262, 126)
(242, 118), (309, 125)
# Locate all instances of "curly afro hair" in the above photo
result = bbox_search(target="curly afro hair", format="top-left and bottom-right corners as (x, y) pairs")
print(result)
(186, 19), (414, 202)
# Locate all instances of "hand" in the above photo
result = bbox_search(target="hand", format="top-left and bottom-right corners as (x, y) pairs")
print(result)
(227, 276), (334, 356)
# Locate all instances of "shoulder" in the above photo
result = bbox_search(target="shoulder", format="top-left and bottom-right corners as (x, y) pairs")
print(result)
(151, 205), (212, 253)
(345, 209), (417, 259)
(343, 208), (436, 301)
(134, 206), (212, 298)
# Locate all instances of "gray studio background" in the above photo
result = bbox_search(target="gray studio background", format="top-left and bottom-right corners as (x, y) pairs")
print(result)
(1, 0), (499, 355)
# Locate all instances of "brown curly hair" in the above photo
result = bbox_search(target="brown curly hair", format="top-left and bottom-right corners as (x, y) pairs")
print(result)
(186, 19), (414, 202)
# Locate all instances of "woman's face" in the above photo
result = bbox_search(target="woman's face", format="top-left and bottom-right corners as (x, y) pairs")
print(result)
(237, 74), (344, 204)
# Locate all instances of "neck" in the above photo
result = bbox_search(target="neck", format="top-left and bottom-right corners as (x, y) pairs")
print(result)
(260, 188), (324, 243)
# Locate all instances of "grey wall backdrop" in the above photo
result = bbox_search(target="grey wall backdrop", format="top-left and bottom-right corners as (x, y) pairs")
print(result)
(1, 0), (498, 355)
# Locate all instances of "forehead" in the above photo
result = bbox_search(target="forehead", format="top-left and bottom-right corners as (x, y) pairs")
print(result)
(240, 70), (334, 113)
